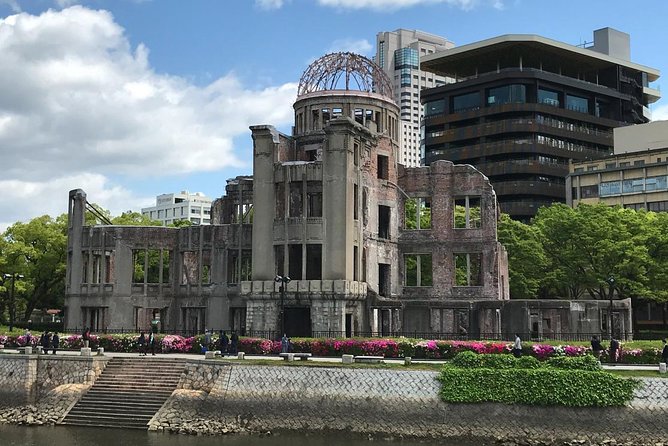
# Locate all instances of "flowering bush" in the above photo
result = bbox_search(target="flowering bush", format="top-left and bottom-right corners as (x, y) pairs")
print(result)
(0, 332), (664, 364)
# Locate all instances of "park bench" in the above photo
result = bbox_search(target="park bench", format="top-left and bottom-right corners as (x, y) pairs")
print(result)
(279, 352), (312, 361)
(354, 355), (384, 364)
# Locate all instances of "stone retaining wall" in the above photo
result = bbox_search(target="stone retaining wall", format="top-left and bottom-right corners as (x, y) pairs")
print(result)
(0, 354), (108, 406)
(151, 361), (668, 443)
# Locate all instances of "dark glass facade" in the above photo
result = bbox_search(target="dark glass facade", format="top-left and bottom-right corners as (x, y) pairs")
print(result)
(421, 40), (657, 221)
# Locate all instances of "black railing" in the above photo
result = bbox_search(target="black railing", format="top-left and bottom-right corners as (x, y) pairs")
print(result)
(54, 328), (633, 342)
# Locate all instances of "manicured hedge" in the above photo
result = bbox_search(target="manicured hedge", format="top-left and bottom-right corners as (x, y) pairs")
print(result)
(440, 352), (639, 407)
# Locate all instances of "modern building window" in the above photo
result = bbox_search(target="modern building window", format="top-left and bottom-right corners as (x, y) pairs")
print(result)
(454, 196), (482, 229)
(404, 197), (431, 229)
(600, 181), (622, 196)
(452, 92), (480, 112)
(404, 254), (432, 287)
(487, 84), (526, 105)
(454, 253), (482, 286)
(580, 185), (599, 198)
(566, 94), (588, 113)
(424, 100), (445, 117)
(538, 88), (559, 107)
(645, 176), (668, 191)
(191, 208), (201, 214)
(622, 178), (645, 194)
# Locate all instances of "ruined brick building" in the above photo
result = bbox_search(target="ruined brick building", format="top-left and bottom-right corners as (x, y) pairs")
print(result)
(64, 53), (630, 339)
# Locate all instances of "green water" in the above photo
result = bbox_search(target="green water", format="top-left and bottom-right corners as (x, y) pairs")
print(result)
(0, 425), (473, 446)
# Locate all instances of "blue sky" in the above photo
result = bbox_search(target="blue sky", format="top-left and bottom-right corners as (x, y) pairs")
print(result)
(0, 0), (667, 228)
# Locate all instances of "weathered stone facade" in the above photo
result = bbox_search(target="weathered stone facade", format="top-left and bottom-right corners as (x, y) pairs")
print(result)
(63, 53), (629, 338)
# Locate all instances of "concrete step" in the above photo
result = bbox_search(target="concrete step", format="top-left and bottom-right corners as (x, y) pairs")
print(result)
(62, 357), (184, 430)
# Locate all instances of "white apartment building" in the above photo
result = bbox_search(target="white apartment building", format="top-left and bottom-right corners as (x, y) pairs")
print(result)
(141, 191), (213, 226)
(375, 29), (454, 167)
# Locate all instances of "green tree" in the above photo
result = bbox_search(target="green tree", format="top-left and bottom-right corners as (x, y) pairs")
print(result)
(112, 211), (162, 226)
(169, 219), (193, 228)
(2, 215), (68, 321)
(497, 214), (547, 299)
(533, 203), (652, 301)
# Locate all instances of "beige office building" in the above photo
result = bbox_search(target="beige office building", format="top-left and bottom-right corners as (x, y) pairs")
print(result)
(567, 120), (668, 211)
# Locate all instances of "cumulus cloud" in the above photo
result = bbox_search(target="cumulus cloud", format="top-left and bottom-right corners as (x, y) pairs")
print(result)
(0, 7), (296, 225)
(328, 38), (373, 56)
(651, 104), (668, 121)
(0, 173), (154, 232)
(255, 0), (286, 10)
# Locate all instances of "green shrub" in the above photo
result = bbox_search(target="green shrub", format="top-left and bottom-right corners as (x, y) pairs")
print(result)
(450, 350), (484, 368)
(439, 367), (639, 407)
(547, 354), (600, 371)
(516, 355), (541, 369)
(483, 354), (517, 369)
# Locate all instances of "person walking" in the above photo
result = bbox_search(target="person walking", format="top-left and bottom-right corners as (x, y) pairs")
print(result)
(41, 332), (51, 354)
(609, 338), (620, 363)
(512, 334), (522, 358)
(82, 327), (91, 348)
(590, 335), (604, 360)
(230, 331), (239, 356)
(148, 332), (156, 355)
(219, 330), (229, 356)
(661, 338), (668, 364)
(138, 332), (146, 356)
(51, 333), (59, 355)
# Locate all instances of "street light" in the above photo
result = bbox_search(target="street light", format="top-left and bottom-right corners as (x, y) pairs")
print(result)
(606, 275), (615, 342)
(3, 273), (25, 332)
(274, 275), (291, 338)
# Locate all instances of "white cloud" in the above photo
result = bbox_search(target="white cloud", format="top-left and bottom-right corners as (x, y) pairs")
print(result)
(0, 6), (297, 226)
(255, 0), (286, 10)
(55, 0), (78, 7)
(651, 104), (668, 121)
(0, 173), (153, 232)
(328, 38), (373, 56)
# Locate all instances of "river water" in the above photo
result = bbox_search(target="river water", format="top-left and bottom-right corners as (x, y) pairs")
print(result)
(0, 425), (472, 446)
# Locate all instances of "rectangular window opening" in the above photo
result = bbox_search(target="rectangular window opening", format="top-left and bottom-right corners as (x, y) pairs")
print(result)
(454, 253), (482, 286)
(378, 205), (391, 239)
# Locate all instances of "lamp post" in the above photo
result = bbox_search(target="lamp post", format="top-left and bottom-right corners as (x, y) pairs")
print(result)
(274, 275), (291, 339)
(606, 275), (615, 342)
(3, 273), (24, 332)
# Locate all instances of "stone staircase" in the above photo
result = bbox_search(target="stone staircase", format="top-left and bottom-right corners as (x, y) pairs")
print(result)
(62, 357), (186, 429)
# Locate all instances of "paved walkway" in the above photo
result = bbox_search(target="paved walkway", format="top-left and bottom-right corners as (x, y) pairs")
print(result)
(1, 348), (663, 371)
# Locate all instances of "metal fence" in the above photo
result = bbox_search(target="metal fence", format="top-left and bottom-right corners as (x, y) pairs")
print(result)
(51, 328), (636, 342)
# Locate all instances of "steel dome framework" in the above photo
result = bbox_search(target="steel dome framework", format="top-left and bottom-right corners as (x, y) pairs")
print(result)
(297, 52), (392, 99)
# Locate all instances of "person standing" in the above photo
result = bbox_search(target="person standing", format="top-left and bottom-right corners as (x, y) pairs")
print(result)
(204, 329), (212, 350)
(230, 331), (239, 356)
(138, 332), (146, 356)
(590, 335), (604, 360)
(661, 338), (668, 364)
(609, 338), (620, 363)
(82, 327), (91, 348)
(281, 334), (290, 353)
(219, 330), (229, 356)
(512, 334), (522, 358)
(51, 333), (59, 355)
(41, 332), (51, 354)
(149, 332), (156, 355)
